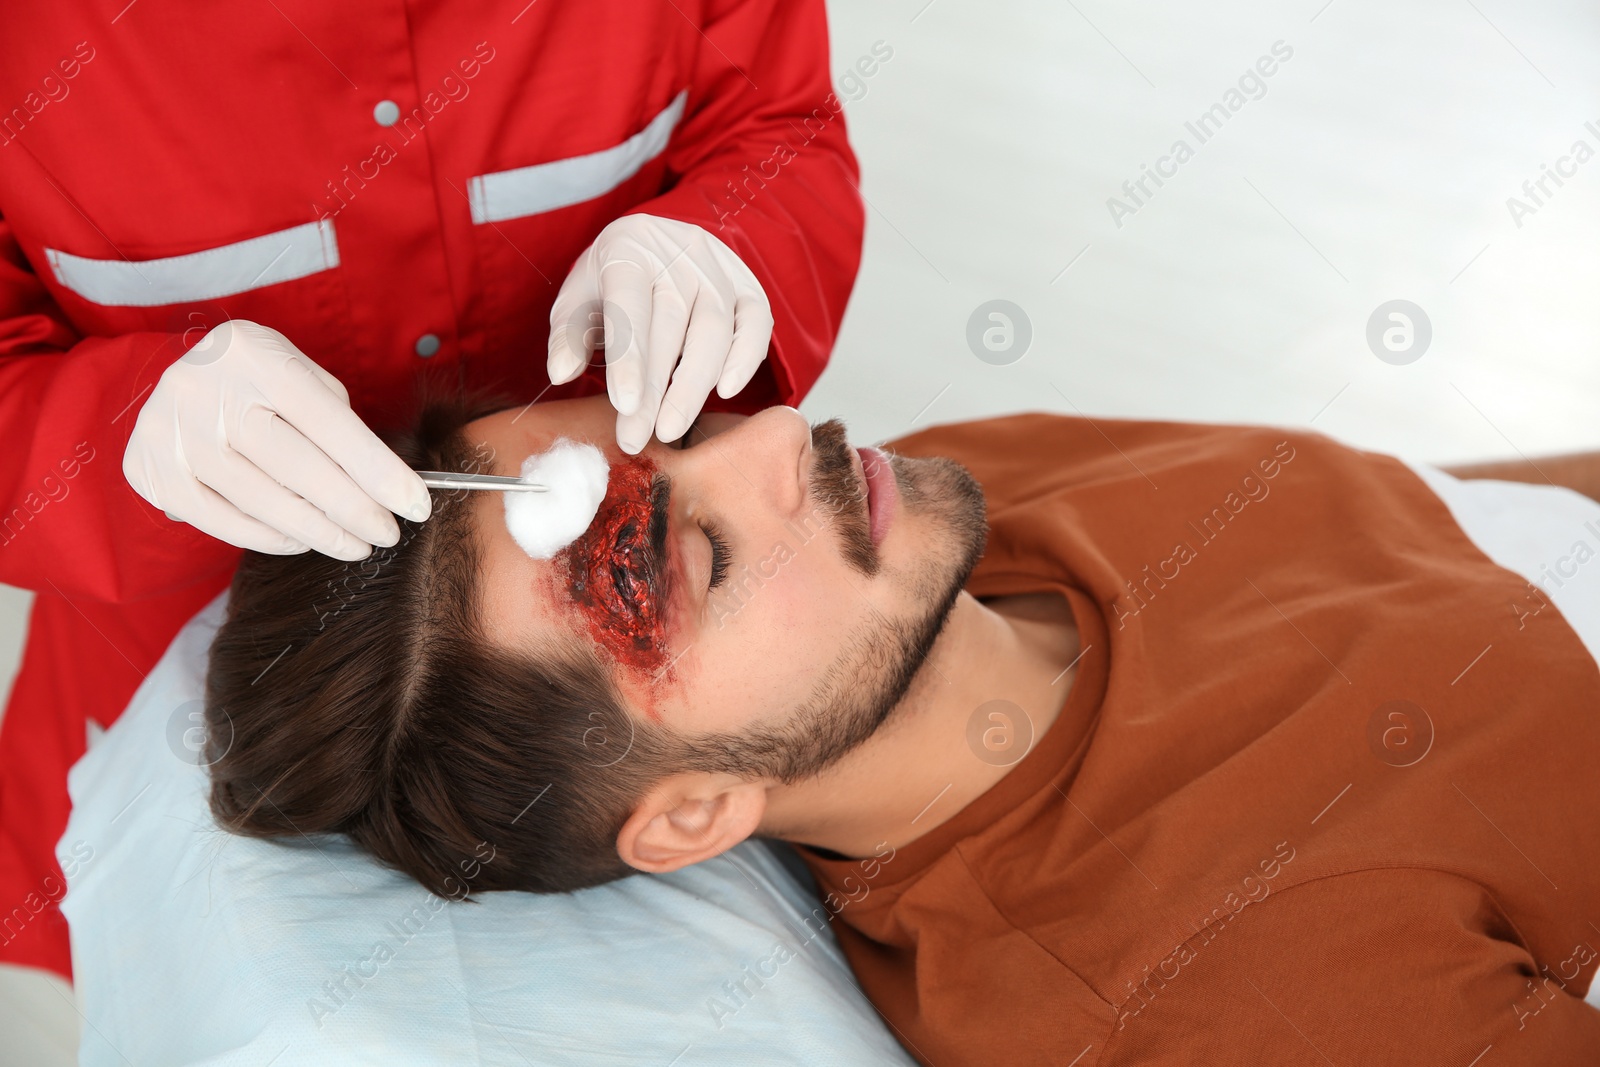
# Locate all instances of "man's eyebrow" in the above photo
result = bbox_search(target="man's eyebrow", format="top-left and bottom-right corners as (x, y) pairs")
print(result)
(644, 472), (672, 595)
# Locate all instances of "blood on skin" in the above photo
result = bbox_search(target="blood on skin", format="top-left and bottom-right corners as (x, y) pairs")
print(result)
(553, 454), (678, 711)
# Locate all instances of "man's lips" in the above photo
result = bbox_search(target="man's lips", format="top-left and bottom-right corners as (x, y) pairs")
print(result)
(858, 446), (897, 547)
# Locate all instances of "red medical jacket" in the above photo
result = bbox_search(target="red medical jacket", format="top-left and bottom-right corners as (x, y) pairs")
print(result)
(0, 0), (862, 979)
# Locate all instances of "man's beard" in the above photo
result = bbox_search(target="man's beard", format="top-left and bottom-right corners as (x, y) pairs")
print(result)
(678, 419), (989, 784)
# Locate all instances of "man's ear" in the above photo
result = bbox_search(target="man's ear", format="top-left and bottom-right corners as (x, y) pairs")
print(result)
(616, 773), (767, 875)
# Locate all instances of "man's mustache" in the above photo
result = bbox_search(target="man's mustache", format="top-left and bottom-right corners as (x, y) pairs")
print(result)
(808, 419), (878, 578)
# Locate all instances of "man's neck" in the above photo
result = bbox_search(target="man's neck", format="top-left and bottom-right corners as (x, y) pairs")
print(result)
(760, 588), (1082, 859)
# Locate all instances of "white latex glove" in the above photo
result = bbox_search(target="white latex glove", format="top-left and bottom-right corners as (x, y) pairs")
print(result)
(123, 320), (432, 560)
(546, 214), (774, 454)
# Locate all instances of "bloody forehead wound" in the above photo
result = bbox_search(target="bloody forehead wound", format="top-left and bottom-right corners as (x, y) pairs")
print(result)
(552, 454), (677, 687)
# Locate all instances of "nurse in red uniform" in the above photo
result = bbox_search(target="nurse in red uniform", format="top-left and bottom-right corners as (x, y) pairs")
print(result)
(0, 0), (863, 981)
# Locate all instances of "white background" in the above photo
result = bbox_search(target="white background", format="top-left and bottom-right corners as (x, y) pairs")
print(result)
(808, 0), (1599, 458)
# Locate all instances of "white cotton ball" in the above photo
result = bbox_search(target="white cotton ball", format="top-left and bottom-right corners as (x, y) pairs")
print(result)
(502, 438), (610, 559)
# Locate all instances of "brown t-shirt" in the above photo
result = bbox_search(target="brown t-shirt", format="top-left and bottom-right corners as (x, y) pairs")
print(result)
(800, 413), (1600, 1066)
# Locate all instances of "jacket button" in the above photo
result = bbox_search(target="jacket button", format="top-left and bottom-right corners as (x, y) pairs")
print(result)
(414, 333), (441, 358)
(373, 100), (401, 127)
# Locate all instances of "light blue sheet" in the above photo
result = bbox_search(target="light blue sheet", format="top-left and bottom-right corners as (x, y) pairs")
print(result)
(60, 594), (915, 1066)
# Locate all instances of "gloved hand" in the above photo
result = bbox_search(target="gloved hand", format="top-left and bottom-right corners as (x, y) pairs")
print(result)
(124, 320), (432, 560)
(546, 214), (774, 454)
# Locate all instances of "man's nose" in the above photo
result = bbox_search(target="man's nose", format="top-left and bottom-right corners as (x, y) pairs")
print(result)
(684, 406), (811, 520)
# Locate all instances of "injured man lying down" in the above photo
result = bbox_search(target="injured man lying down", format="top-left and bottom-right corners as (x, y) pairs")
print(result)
(202, 393), (1600, 1066)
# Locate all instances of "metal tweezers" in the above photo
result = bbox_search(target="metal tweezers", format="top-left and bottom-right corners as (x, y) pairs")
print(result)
(415, 471), (548, 493)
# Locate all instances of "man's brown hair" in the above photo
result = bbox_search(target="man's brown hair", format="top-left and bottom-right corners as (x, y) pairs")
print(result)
(204, 391), (677, 897)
